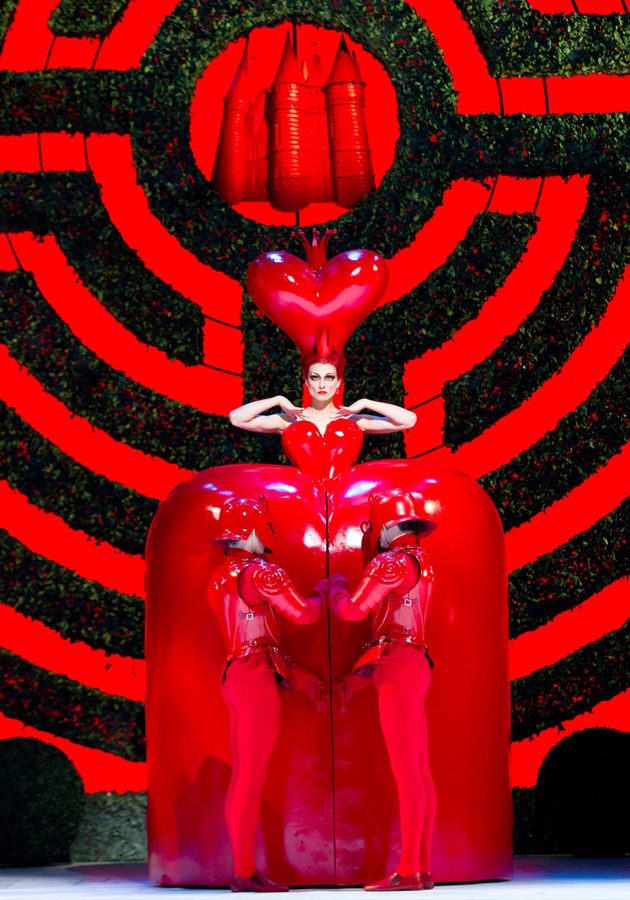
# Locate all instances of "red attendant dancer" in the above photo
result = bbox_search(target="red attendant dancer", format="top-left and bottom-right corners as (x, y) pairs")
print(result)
(207, 497), (327, 893)
(328, 490), (438, 892)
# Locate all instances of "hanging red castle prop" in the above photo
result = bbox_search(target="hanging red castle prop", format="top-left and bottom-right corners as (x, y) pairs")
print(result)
(211, 33), (375, 213)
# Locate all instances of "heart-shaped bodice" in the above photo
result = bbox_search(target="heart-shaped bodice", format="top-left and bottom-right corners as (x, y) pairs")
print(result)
(281, 419), (363, 482)
(246, 249), (389, 356)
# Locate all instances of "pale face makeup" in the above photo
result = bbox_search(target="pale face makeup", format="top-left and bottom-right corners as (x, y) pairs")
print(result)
(305, 363), (340, 407)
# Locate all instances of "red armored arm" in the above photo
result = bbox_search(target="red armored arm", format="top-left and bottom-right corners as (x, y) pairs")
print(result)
(330, 552), (421, 621)
(239, 561), (324, 624)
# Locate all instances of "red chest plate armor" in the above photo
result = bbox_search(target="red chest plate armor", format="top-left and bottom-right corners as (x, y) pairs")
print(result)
(207, 556), (290, 681)
(354, 546), (434, 670)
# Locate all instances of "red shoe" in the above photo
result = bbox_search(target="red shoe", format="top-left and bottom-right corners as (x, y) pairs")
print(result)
(421, 872), (434, 890)
(364, 872), (423, 891)
(231, 870), (289, 892)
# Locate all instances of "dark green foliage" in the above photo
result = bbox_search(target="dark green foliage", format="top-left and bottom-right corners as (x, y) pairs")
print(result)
(345, 211), (535, 420)
(70, 791), (148, 863)
(535, 729), (630, 856)
(444, 172), (630, 448)
(0, 172), (204, 364)
(456, 114), (630, 178)
(350, 213), (535, 367)
(511, 620), (630, 742)
(0, 1), (18, 56)
(0, 401), (157, 556)
(0, 270), (247, 470)
(512, 787), (552, 855)
(0, 649), (144, 760)
(0, 529), (145, 657)
(457, 0), (630, 77)
(49, 0), (132, 37)
(0, 71), (133, 135)
(345, 212), (536, 460)
(509, 495), (630, 639)
(0, 737), (85, 866)
(480, 343), (630, 532)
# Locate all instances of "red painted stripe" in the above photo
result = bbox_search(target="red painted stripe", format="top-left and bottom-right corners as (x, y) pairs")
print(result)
(96, 0), (181, 71)
(0, 604), (145, 701)
(381, 180), (491, 307)
(510, 581), (630, 681)
(86, 134), (245, 368)
(0, 134), (87, 172)
(546, 71), (630, 115)
(511, 687), (630, 789)
(0, 710), (146, 793)
(505, 444), (630, 572)
(0, 235), (19, 269)
(499, 78), (547, 116)
(0, 481), (145, 598)
(0, 0), (179, 71)
(404, 175), (588, 453)
(0, 345), (192, 500)
(0, 0), (59, 71)
(9, 232), (243, 414)
(422, 253), (630, 478)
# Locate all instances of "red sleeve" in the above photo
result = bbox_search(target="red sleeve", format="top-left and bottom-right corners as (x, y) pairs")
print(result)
(332, 552), (413, 620)
(250, 561), (324, 624)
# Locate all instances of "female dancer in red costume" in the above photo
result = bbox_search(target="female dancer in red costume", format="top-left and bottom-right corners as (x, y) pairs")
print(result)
(229, 347), (415, 484)
(328, 490), (438, 892)
(207, 496), (326, 893)
(229, 348), (415, 443)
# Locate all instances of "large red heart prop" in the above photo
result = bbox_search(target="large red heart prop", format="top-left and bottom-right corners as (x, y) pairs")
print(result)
(145, 460), (511, 886)
(246, 245), (389, 355)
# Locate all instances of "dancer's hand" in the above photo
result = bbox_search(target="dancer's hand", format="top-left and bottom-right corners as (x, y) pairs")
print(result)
(335, 399), (368, 417)
(292, 665), (329, 710)
(333, 672), (369, 714)
(328, 573), (350, 606)
(312, 578), (330, 602)
(276, 396), (306, 419)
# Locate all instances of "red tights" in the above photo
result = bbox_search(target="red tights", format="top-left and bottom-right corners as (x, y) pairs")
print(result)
(373, 645), (437, 876)
(222, 654), (281, 878)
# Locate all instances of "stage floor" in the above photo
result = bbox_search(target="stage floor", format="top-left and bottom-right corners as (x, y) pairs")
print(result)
(0, 858), (628, 899)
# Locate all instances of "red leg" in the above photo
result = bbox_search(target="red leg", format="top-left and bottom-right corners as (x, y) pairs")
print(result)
(374, 655), (435, 877)
(222, 657), (282, 879)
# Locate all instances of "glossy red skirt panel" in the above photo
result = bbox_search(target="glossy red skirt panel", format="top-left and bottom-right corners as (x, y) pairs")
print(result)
(146, 460), (510, 885)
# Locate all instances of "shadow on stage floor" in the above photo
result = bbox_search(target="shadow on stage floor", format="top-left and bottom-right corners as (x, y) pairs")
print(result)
(0, 857), (628, 899)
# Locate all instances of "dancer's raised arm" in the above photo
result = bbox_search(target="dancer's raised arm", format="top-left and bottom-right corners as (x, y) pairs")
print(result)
(229, 395), (303, 433)
(337, 397), (417, 433)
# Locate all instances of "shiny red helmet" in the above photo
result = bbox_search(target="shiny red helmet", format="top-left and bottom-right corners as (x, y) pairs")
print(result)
(209, 496), (276, 551)
(367, 489), (437, 550)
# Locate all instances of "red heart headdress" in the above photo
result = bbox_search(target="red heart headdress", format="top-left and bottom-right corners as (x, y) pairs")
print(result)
(245, 229), (390, 360)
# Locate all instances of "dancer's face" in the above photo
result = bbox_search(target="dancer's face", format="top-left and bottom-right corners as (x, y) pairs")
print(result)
(305, 363), (340, 404)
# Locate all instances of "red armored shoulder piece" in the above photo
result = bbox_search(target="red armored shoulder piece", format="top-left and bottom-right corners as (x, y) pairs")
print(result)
(250, 560), (292, 599)
(364, 552), (409, 586)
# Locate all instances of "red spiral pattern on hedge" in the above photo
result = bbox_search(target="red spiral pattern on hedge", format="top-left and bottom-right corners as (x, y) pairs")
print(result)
(1, 0), (629, 792)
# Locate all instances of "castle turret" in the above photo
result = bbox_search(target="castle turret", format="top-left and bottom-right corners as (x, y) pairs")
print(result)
(306, 53), (333, 203)
(211, 41), (251, 205)
(324, 37), (375, 209)
(266, 33), (311, 212)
